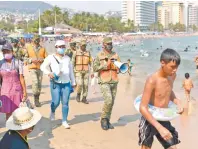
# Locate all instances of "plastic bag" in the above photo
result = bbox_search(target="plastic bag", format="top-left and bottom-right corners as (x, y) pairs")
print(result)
(19, 99), (34, 109)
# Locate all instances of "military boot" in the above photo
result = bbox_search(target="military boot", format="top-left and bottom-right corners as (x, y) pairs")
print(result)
(82, 96), (89, 104)
(76, 93), (81, 102)
(107, 119), (114, 129)
(34, 95), (41, 107)
(101, 118), (109, 130)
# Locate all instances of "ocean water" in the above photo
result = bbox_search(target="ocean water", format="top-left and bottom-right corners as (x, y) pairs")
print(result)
(43, 36), (198, 95)
(88, 36), (198, 92)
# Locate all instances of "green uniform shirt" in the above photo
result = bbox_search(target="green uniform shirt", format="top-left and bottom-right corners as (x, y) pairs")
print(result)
(93, 50), (120, 84)
(65, 48), (74, 59)
(13, 47), (24, 61)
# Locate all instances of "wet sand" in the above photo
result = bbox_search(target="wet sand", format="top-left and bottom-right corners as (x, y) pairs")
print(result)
(0, 67), (197, 149)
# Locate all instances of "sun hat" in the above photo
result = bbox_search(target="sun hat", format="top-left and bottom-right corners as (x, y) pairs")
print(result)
(55, 40), (66, 47)
(6, 107), (42, 130)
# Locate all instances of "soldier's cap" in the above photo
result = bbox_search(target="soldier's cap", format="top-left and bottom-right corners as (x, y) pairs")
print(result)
(103, 37), (112, 44)
(33, 35), (40, 41)
(69, 39), (76, 45)
(12, 39), (19, 43)
(55, 40), (66, 46)
(70, 39), (76, 43)
(80, 40), (87, 46)
(2, 43), (13, 51)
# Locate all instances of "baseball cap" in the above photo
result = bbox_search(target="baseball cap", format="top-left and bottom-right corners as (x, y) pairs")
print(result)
(55, 40), (66, 46)
(2, 43), (13, 51)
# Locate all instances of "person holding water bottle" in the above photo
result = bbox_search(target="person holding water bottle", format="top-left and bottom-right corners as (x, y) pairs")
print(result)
(41, 40), (76, 129)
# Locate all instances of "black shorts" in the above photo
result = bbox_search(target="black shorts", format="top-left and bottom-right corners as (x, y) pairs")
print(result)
(138, 117), (180, 149)
(196, 65), (198, 69)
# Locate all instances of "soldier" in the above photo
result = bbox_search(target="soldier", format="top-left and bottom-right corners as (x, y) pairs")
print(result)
(12, 39), (25, 61)
(24, 35), (47, 107)
(72, 39), (92, 104)
(65, 40), (76, 59)
(93, 37), (121, 130)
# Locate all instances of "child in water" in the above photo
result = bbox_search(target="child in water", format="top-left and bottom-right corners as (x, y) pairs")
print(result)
(139, 49), (183, 149)
(127, 59), (134, 76)
(183, 73), (193, 102)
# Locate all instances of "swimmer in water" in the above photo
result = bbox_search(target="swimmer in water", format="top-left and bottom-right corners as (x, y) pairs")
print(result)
(182, 73), (193, 102)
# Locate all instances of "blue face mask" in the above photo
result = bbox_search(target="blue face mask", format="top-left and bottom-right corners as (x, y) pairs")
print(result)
(57, 48), (65, 55)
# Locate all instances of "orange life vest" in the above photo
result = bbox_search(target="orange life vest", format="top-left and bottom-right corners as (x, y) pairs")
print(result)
(27, 44), (47, 69)
(98, 51), (119, 83)
(75, 51), (90, 71)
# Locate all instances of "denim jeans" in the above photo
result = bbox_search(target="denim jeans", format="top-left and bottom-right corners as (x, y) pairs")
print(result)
(50, 81), (71, 122)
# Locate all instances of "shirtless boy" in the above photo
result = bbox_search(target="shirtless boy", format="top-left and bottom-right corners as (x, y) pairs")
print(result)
(139, 49), (183, 149)
(183, 73), (193, 102)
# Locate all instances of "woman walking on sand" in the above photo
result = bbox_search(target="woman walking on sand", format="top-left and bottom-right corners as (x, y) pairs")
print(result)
(0, 43), (27, 120)
(41, 40), (76, 129)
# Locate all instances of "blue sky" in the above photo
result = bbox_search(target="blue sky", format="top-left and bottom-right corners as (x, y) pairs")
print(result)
(46, 1), (121, 14)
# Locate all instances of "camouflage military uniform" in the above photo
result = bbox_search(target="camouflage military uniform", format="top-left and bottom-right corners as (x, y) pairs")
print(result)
(24, 35), (47, 107)
(13, 46), (25, 61)
(72, 40), (92, 104)
(65, 48), (74, 59)
(93, 52), (120, 119)
(65, 41), (77, 59)
(24, 45), (44, 95)
(93, 37), (120, 130)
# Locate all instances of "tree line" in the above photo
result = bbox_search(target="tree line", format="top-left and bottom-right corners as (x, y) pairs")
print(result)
(0, 6), (197, 33)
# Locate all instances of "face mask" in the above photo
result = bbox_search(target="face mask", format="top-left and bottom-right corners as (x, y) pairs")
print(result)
(4, 53), (13, 60)
(57, 48), (65, 55)
(106, 45), (113, 51)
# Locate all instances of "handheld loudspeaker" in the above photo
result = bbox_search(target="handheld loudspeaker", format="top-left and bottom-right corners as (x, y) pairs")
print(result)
(113, 60), (129, 74)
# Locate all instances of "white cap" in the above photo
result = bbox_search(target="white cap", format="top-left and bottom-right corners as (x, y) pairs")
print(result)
(55, 40), (66, 46)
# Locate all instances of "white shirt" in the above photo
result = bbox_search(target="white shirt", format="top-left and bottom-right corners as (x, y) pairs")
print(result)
(41, 54), (76, 85)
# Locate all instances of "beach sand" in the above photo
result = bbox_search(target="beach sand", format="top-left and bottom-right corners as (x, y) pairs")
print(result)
(0, 66), (197, 149)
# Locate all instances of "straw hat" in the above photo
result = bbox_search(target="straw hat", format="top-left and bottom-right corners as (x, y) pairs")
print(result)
(6, 107), (42, 130)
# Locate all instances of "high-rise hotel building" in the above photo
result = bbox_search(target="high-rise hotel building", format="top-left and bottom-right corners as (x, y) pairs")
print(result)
(121, 1), (155, 30)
